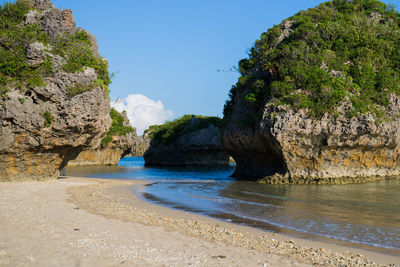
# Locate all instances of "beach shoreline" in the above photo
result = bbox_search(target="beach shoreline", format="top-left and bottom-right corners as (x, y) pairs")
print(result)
(132, 178), (400, 257)
(0, 177), (399, 266)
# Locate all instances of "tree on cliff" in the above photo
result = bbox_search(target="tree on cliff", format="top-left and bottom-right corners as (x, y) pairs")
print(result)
(224, 0), (400, 123)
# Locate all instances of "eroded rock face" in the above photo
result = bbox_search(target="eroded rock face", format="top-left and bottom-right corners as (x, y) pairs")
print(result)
(131, 134), (151, 157)
(68, 111), (135, 166)
(144, 122), (229, 166)
(223, 94), (400, 184)
(0, 0), (111, 181)
(27, 0), (54, 11)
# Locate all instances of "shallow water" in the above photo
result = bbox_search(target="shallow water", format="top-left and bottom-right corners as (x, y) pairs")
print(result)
(66, 157), (400, 253)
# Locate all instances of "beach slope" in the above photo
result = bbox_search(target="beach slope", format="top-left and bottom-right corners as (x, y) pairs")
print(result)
(0, 178), (398, 266)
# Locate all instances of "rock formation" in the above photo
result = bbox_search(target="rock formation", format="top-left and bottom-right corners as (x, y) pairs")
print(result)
(0, 0), (111, 181)
(144, 115), (229, 166)
(222, 1), (400, 184)
(224, 98), (400, 184)
(68, 110), (135, 166)
(131, 134), (151, 157)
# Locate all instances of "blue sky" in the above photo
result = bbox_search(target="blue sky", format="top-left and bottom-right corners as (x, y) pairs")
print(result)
(2, 0), (400, 132)
(50, 0), (329, 118)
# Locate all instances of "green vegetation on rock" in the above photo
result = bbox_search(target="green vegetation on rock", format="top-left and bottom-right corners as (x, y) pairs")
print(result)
(146, 115), (223, 145)
(224, 0), (400, 121)
(53, 31), (111, 88)
(42, 111), (54, 127)
(0, 0), (51, 98)
(67, 79), (109, 96)
(101, 108), (134, 145)
(66, 83), (94, 96)
(0, 0), (111, 100)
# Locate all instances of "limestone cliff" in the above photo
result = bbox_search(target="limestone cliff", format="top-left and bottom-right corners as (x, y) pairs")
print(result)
(222, 0), (400, 184)
(0, 0), (111, 181)
(68, 110), (135, 166)
(131, 133), (151, 157)
(144, 115), (229, 166)
(224, 97), (400, 184)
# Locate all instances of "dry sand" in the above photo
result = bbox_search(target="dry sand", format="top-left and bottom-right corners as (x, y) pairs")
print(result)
(0, 177), (398, 266)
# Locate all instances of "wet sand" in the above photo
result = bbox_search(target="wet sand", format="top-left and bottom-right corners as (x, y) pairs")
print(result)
(0, 177), (398, 266)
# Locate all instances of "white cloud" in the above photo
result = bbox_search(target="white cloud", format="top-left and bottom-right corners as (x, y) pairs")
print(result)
(111, 94), (173, 135)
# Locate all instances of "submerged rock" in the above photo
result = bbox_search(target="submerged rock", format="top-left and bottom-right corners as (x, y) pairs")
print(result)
(222, 1), (400, 184)
(68, 110), (135, 166)
(0, 0), (111, 181)
(144, 115), (229, 166)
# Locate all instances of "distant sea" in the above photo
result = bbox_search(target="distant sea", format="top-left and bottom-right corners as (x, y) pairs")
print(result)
(66, 157), (400, 255)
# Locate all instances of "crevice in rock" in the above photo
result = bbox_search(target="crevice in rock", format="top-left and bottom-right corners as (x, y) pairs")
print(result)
(226, 131), (288, 180)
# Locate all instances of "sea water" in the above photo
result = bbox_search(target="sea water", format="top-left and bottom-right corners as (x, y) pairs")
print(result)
(66, 157), (400, 254)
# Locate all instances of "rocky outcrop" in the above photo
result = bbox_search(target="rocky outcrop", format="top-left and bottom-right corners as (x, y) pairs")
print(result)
(223, 96), (400, 184)
(0, 0), (111, 181)
(131, 134), (151, 157)
(68, 111), (135, 166)
(222, 1), (400, 184)
(66, 149), (125, 166)
(28, 0), (54, 11)
(144, 116), (229, 166)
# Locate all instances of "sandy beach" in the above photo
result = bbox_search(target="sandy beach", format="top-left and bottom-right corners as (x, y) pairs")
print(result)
(0, 177), (399, 266)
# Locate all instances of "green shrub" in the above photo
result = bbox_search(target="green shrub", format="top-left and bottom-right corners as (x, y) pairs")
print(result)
(67, 83), (94, 96)
(224, 0), (400, 121)
(101, 108), (134, 145)
(245, 93), (257, 103)
(1, 0), (30, 23)
(67, 78), (110, 96)
(100, 136), (112, 145)
(0, 1), (51, 95)
(42, 111), (54, 127)
(0, 87), (7, 98)
(146, 115), (223, 145)
(53, 31), (111, 87)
